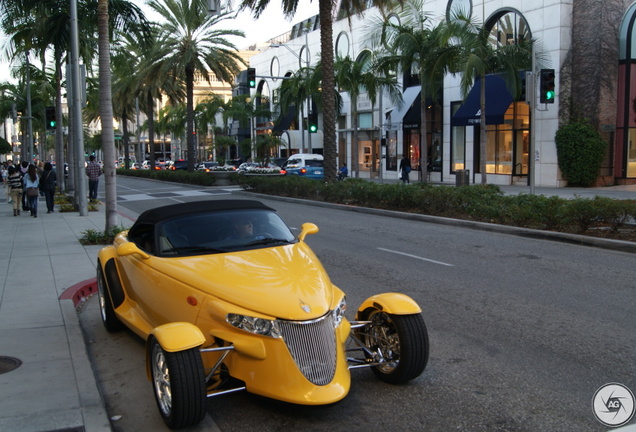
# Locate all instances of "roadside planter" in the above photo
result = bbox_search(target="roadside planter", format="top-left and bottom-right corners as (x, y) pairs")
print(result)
(210, 168), (236, 185)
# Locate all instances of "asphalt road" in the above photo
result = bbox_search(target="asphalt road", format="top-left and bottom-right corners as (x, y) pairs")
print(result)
(80, 178), (636, 431)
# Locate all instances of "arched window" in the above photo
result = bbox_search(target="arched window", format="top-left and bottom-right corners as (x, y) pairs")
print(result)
(446, 0), (472, 21)
(486, 9), (531, 47)
(616, 2), (636, 178)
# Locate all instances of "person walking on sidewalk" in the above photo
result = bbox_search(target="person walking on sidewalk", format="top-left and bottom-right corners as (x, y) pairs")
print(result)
(23, 164), (40, 217)
(85, 155), (102, 200)
(39, 162), (57, 213)
(7, 166), (23, 216)
(19, 160), (29, 211)
(399, 155), (411, 184)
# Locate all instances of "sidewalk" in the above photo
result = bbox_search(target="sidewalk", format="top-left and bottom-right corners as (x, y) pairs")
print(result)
(0, 193), (131, 432)
(0, 180), (633, 432)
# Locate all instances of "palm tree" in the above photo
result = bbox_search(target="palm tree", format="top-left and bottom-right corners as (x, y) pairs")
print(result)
(334, 51), (401, 177)
(147, 0), (245, 171)
(225, 94), (272, 160)
(277, 66), (319, 153)
(239, 0), (402, 182)
(369, 0), (463, 182)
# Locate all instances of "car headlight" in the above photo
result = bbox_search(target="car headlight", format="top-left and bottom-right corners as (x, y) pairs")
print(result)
(226, 313), (282, 338)
(332, 296), (346, 327)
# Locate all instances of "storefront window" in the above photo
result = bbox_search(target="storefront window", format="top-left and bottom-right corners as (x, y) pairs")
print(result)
(628, 129), (636, 177)
(406, 131), (421, 170)
(387, 130), (398, 171)
(485, 102), (529, 175)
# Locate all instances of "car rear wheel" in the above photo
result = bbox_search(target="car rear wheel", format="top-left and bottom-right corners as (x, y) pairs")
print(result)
(150, 337), (207, 429)
(96, 265), (124, 332)
(361, 310), (429, 384)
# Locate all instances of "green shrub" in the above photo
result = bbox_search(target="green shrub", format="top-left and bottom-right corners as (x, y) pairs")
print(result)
(122, 170), (634, 239)
(563, 197), (604, 233)
(79, 226), (127, 245)
(555, 120), (606, 186)
(594, 197), (635, 232)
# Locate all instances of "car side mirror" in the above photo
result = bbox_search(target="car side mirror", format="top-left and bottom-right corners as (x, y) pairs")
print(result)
(298, 223), (319, 241)
(116, 242), (150, 259)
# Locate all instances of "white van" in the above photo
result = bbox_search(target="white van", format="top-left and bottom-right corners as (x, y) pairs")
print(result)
(282, 154), (324, 179)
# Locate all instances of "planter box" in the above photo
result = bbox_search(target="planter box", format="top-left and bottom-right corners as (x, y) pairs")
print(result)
(210, 171), (234, 185)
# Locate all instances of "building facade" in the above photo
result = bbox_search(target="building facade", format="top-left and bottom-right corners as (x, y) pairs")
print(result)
(247, 0), (636, 187)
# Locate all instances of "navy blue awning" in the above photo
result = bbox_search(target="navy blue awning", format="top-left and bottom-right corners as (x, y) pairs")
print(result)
(272, 105), (297, 133)
(453, 74), (514, 126)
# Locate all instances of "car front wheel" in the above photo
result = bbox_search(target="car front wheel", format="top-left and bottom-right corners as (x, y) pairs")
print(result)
(360, 310), (429, 384)
(149, 337), (207, 429)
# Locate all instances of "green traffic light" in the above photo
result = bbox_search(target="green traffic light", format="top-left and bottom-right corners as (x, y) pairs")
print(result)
(546, 91), (555, 101)
(49, 121), (56, 128)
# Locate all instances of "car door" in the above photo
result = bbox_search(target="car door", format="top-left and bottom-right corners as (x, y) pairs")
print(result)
(118, 224), (203, 334)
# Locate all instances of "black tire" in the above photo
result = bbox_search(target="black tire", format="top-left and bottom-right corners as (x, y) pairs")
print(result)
(149, 337), (207, 429)
(361, 310), (429, 384)
(96, 265), (125, 332)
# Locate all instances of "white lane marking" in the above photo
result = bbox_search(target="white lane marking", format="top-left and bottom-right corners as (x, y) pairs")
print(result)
(377, 247), (454, 266)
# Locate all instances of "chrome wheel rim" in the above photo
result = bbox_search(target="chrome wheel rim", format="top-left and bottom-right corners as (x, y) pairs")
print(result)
(367, 311), (400, 373)
(97, 271), (107, 323)
(152, 344), (172, 416)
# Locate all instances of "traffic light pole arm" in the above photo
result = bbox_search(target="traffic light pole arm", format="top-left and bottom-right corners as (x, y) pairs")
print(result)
(253, 75), (293, 80)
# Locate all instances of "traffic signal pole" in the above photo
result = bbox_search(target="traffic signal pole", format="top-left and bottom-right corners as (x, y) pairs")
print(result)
(529, 42), (536, 195)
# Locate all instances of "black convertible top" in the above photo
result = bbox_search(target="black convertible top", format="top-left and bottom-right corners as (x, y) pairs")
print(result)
(133, 200), (274, 226)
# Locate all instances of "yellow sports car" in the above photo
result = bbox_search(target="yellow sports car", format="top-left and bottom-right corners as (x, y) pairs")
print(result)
(97, 200), (429, 429)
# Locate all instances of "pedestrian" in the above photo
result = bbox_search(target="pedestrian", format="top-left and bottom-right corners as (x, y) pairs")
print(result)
(23, 164), (40, 217)
(39, 162), (57, 213)
(7, 166), (23, 216)
(85, 155), (102, 200)
(0, 162), (6, 187)
(19, 160), (29, 211)
(399, 155), (411, 184)
(337, 163), (348, 180)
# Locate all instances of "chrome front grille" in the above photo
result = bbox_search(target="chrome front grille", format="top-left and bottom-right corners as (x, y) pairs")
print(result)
(277, 314), (337, 386)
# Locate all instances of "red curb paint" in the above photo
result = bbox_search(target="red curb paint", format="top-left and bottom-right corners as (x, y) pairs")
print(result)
(60, 278), (98, 307)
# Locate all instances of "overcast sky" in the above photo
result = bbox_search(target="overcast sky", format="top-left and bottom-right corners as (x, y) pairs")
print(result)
(0, 0), (319, 83)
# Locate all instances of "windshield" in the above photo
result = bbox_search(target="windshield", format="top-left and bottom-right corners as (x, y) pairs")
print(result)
(157, 209), (296, 257)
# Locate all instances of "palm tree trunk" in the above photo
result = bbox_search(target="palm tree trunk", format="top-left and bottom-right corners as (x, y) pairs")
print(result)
(186, 66), (195, 171)
(319, 0), (336, 182)
(147, 92), (155, 169)
(98, 0), (118, 229)
(479, 73), (487, 184)
(352, 96), (359, 177)
(420, 84), (428, 183)
(54, 53), (65, 191)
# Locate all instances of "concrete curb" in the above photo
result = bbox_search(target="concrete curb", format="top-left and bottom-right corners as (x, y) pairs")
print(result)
(61, 299), (112, 432)
(61, 278), (98, 307)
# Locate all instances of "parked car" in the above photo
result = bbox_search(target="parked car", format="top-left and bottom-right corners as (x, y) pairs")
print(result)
(283, 153), (324, 180)
(170, 159), (189, 171)
(97, 200), (429, 429)
(141, 160), (164, 170)
(197, 161), (219, 172)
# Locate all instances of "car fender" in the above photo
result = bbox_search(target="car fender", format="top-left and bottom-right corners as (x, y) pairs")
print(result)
(146, 322), (206, 379)
(149, 322), (206, 352)
(355, 293), (421, 319)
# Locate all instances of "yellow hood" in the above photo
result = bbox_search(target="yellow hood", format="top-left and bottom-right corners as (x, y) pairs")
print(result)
(148, 242), (335, 320)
